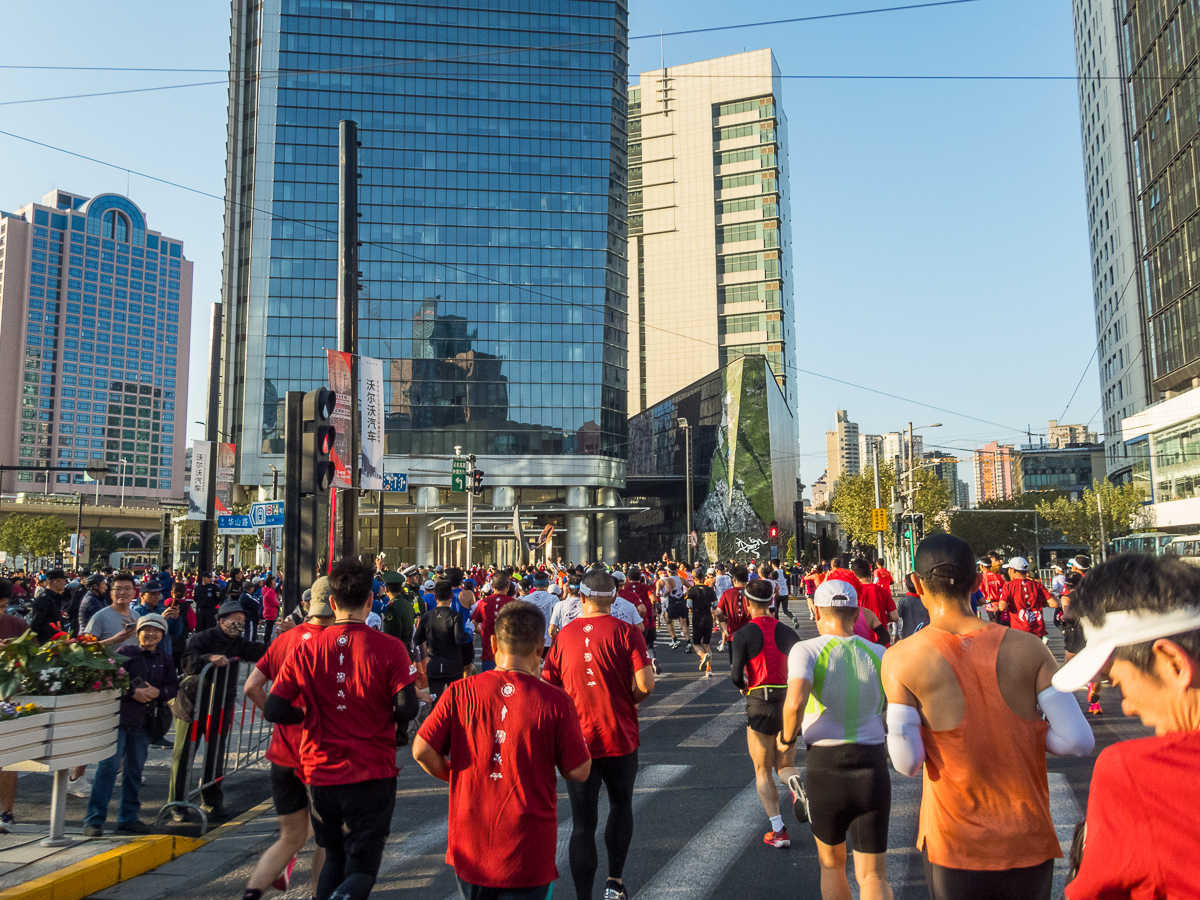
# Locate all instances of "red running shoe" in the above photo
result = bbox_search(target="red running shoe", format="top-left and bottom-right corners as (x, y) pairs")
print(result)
(272, 856), (297, 891)
(763, 827), (790, 848)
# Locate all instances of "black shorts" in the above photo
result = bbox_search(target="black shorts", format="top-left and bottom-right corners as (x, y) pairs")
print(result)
(745, 689), (785, 735)
(923, 851), (1054, 900)
(644, 626), (657, 649)
(270, 762), (309, 816)
(1061, 619), (1086, 654)
(666, 599), (688, 620)
(692, 617), (713, 645)
(805, 742), (891, 854)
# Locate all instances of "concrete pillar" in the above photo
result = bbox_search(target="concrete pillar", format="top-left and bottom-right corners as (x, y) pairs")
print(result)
(566, 486), (590, 565)
(414, 486), (439, 565)
(596, 487), (619, 564)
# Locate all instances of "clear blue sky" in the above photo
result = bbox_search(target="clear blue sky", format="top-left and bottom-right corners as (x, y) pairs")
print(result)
(1, 1), (1094, 498)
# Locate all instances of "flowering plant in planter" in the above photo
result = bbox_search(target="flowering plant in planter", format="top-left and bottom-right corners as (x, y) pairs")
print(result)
(0, 700), (42, 721)
(0, 631), (130, 699)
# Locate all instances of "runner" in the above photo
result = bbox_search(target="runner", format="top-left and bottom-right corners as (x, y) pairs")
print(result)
(472, 572), (515, 672)
(414, 601), (592, 900)
(542, 570), (654, 900)
(779, 578), (892, 900)
(549, 576), (585, 641)
(241, 579), (334, 900)
(657, 564), (690, 651)
(770, 559), (798, 626)
(851, 559), (897, 643)
(716, 565), (752, 657)
(524, 570), (559, 649)
(998, 557), (1054, 643)
(265, 557), (421, 900)
(609, 571), (644, 628)
(882, 535), (1092, 900)
(414, 579), (469, 709)
(978, 556), (1006, 624)
(730, 578), (802, 849)
(627, 568), (661, 676)
(685, 574), (717, 675)
(873, 560), (894, 596)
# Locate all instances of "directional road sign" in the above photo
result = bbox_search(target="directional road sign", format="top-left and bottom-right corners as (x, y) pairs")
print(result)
(383, 473), (408, 492)
(871, 507), (888, 532)
(249, 501), (285, 528)
(218, 515), (257, 535)
(451, 458), (467, 493)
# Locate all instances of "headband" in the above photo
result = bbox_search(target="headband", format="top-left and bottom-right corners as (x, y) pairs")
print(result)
(579, 584), (615, 598)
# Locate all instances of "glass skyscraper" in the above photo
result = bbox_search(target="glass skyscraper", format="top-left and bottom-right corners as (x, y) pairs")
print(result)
(220, 0), (629, 563)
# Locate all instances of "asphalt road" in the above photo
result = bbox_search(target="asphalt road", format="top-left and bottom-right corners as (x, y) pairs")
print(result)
(80, 615), (1151, 900)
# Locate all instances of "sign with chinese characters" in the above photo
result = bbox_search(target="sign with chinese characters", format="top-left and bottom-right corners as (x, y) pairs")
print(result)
(359, 355), (384, 490)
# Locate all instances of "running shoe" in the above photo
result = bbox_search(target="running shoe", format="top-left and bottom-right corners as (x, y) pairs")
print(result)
(787, 775), (809, 824)
(652, 658), (663, 676)
(1088, 702), (1103, 715)
(684, 644), (693, 654)
(717, 637), (726, 651)
(704, 665), (713, 678)
(67, 774), (92, 798)
(0, 811), (15, 826)
(790, 614), (800, 626)
(603, 879), (630, 900)
(669, 639), (681, 650)
(698, 652), (710, 671)
(272, 856), (297, 891)
(763, 827), (791, 848)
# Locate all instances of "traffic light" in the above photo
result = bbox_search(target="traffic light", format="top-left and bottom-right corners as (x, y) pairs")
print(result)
(768, 520), (779, 540)
(913, 513), (925, 543)
(472, 468), (484, 496)
(301, 388), (337, 495)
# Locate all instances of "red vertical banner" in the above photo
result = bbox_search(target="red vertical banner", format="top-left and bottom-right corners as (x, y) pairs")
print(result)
(328, 485), (338, 572)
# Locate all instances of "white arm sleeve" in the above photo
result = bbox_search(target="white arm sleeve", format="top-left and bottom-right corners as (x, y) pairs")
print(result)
(1038, 686), (1095, 757)
(885, 704), (925, 777)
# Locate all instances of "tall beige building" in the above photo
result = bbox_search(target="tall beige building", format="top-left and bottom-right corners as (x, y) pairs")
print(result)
(627, 49), (795, 417)
(825, 409), (860, 489)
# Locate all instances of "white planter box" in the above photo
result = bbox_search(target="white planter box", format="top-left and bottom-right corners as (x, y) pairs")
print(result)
(0, 712), (52, 768)
(4, 690), (120, 772)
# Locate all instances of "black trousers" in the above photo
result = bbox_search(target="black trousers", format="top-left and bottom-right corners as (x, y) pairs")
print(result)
(308, 776), (397, 900)
(922, 851), (1054, 900)
(566, 750), (638, 900)
(196, 608), (217, 632)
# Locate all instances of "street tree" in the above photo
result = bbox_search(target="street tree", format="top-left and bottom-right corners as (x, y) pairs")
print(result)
(0, 516), (32, 560)
(26, 516), (70, 561)
(831, 463), (952, 549)
(1036, 480), (1145, 557)
(948, 491), (1065, 560)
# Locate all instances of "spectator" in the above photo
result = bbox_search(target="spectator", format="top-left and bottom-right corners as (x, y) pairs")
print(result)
(0, 580), (26, 834)
(77, 573), (110, 636)
(260, 575), (280, 645)
(166, 582), (195, 672)
(132, 583), (184, 645)
(28, 568), (69, 643)
(83, 572), (141, 647)
(83, 613), (179, 836)
(1056, 554), (1200, 900)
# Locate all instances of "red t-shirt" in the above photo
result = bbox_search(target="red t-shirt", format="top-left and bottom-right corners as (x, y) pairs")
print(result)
(471, 593), (514, 662)
(417, 671), (590, 889)
(1066, 731), (1200, 900)
(979, 571), (1005, 606)
(873, 567), (894, 593)
(631, 582), (654, 629)
(617, 586), (645, 624)
(1001, 578), (1049, 637)
(541, 615), (650, 758)
(256, 621), (326, 768)
(271, 622), (417, 786)
(718, 587), (751, 634)
(857, 583), (897, 629)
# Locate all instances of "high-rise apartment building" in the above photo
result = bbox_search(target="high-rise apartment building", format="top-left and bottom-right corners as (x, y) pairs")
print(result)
(626, 49), (795, 417)
(924, 451), (963, 507)
(0, 190), (191, 498)
(860, 431), (922, 472)
(826, 409), (860, 488)
(1047, 418), (1100, 447)
(1071, 0), (1154, 478)
(974, 440), (1018, 502)
(219, 0), (630, 564)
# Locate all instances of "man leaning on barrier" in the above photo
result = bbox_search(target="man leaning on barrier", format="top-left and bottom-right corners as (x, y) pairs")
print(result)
(167, 599), (266, 821)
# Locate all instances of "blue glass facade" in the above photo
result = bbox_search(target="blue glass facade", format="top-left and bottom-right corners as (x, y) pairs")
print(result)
(223, 0), (630, 484)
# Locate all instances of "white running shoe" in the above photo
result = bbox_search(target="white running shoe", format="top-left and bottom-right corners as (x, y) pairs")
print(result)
(67, 775), (92, 798)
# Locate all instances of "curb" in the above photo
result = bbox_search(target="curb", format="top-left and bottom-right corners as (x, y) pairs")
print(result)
(0, 799), (274, 900)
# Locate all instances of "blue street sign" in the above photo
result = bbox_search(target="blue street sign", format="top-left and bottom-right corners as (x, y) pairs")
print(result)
(249, 501), (286, 527)
(217, 515), (256, 535)
(383, 473), (408, 492)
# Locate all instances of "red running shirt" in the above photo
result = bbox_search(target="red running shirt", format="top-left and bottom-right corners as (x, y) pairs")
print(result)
(873, 567), (894, 592)
(541, 615), (650, 758)
(417, 671), (590, 889)
(718, 587), (751, 634)
(271, 622), (417, 786)
(979, 571), (1005, 607)
(1000, 578), (1050, 637)
(1066, 730), (1200, 900)
(471, 593), (514, 662)
(255, 621), (326, 768)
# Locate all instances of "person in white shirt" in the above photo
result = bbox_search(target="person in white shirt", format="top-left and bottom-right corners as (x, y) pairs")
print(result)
(713, 565), (733, 597)
(523, 571), (558, 647)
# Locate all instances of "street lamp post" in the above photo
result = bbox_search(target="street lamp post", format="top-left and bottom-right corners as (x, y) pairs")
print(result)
(904, 422), (942, 568)
(678, 418), (693, 566)
(870, 437), (885, 563)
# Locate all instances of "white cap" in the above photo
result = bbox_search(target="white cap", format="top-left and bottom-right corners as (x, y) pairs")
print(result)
(814, 579), (858, 608)
(1007, 557), (1030, 573)
(550, 585), (562, 596)
(422, 579), (435, 590)
(1054, 606), (1200, 691)
(612, 570), (627, 582)
(748, 562), (757, 569)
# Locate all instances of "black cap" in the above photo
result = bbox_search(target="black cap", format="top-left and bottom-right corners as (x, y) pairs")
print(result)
(86, 573), (105, 586)
(914, 534), (976, 586)
(46, 568), (67, 581)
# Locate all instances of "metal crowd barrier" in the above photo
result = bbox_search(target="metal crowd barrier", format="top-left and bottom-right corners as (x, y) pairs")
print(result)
(156, 658), (272, 835)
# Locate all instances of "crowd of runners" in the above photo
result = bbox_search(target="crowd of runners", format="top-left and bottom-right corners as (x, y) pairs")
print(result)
(2, 536), (1198, 900)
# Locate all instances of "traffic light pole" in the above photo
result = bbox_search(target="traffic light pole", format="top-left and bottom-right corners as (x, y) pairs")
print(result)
(466, 453), (475, 570)
(337, 119), (360, 562)
(282, 391), (304, 615)
(871, 438), (885, 563)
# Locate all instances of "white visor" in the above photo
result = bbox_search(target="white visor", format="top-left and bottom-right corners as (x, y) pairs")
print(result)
(1052, 606), (1200, 691)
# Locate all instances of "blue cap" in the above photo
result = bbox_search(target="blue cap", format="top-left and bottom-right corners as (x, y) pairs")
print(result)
(464, 578), (476, 588)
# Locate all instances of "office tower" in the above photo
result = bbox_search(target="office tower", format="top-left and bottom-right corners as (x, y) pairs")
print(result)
(1070, 1), (1150, 479)
(0, 190), (191, 498)
(1047, 418), (1099, 447)
(923, 451), (961, 506)
(626, 49), (795, 417)
(219, 0), (629, 563)
(974, 440), (1017, 502)
(826, 409), (860, 489)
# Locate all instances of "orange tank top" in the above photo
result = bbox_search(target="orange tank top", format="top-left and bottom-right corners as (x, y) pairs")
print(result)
(914, 624), (1061, 871)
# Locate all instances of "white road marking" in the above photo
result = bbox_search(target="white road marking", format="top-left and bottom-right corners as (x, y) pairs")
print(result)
(638, 676), (723, 731)
(1049, 772), (1084, 899)
(678, 697), (746, 748)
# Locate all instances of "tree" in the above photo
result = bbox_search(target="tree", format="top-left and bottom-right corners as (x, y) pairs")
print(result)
(1036, 480), (1146, 557)
(0, 516), (32, 560)
(830, 463), (952, 550)
(948, 491), (1065, 560)
(26, 516), (70, 560)
(784, 534), (796, 565)
(88, 527), (117, 564)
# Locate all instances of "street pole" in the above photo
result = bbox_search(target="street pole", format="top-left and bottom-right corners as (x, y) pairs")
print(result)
(75, 493), (83, 569)
(1034, 509), (1041, 573)
(685, 424), (693, 566)
(466, 453), (476, 570)
(270, 466), (279, 575)
(872, 438), (884, 562)
(197, 303), (222, 574)
(1096, 490), (1107, 562)
(337, 119), (360, 561)
(378, 489), (385, 561)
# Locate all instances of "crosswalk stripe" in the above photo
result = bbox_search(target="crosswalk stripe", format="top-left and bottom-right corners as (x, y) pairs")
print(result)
(377, 816), (449, 877)
(1049, 772), (1084, 900)
(631, 779), (765, 900)
(638, 675), (723, 731)
(678, 697), (746, 748)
